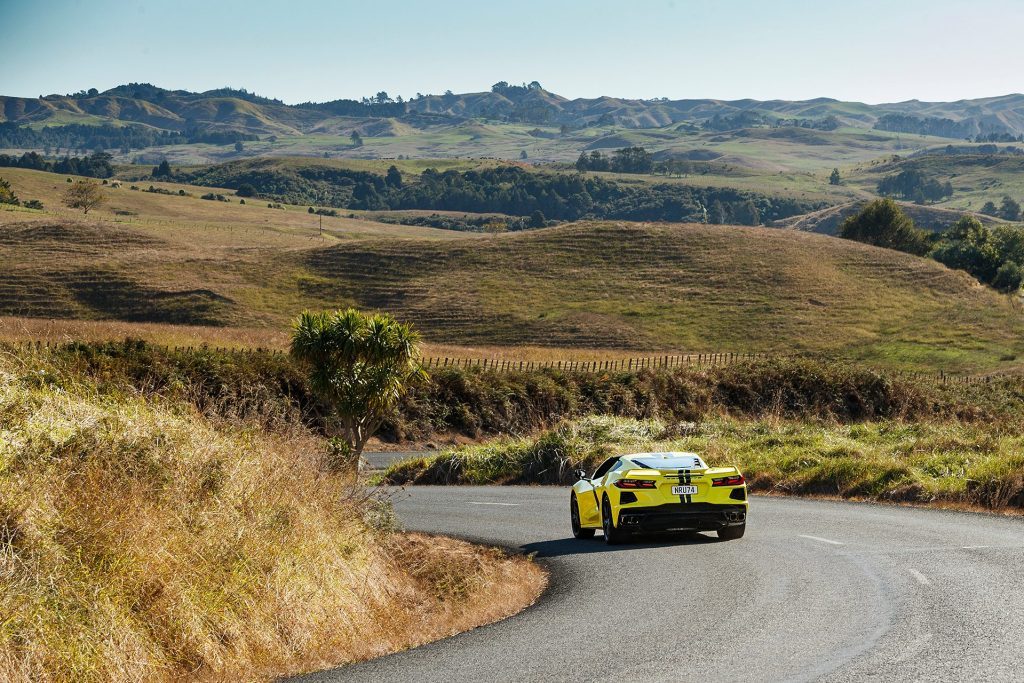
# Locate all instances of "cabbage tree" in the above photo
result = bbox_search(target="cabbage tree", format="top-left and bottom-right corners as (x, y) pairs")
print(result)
(290, 309), (425, 469)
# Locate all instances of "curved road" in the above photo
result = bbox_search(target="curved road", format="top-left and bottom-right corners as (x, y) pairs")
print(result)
(293, 487), (1024, 683)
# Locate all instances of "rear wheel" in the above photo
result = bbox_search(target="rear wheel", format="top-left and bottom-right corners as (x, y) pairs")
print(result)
(602, 497), (628, 545)
(571, 494), (595, 539)
(717, 524), (746, 541)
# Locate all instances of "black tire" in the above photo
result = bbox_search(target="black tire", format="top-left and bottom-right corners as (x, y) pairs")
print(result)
(571, 494), (595, 539)
(602, 496), (628, 545)
(717, 524), (746, 541)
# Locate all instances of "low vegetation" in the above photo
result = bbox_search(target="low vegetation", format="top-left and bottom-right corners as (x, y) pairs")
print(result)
(381, 415), (1024, 511)
(0, 347), (545, 681)
(11, 341), (1022, 446)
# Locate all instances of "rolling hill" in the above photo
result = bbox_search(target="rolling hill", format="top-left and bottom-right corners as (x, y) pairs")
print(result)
(1, 167), (1021, 372)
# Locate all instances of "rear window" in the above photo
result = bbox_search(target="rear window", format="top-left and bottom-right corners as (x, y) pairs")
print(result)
(631, 454), (705, 470)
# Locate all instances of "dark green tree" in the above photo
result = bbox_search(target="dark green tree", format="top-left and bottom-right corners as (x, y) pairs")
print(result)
(709, 200), (727, 224)
(838, 198), (930, 255)
(999, 196), (1021, 221)
(930, 215), (1001, 282)
(981, 200), (999, 216)
(152, 159), (171, 178)
(235, 183), (256, 198)
(829, 168), (841, 185)
(992, 260), (1024, 293)
(234, 141), (244, 153)
(529, 210), (546, 228)
(734, 199), (760, 226)
(385, 165), (403, 188)
(0, 176), (19, 205)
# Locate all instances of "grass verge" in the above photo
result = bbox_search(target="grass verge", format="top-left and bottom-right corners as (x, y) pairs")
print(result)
(0, 352), (545, 682)
(380, 415), (1024, 512)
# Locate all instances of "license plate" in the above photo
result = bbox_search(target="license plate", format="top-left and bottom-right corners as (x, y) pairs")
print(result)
(672, 485), (698, 495)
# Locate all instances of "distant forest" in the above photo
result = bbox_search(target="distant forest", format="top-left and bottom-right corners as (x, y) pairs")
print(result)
(181, 162), (819, 225)
(0, 151), (114, 178)
(0, 122), (257, 154)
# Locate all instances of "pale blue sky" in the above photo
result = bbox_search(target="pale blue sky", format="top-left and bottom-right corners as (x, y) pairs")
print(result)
(3, 0), (1022, 104)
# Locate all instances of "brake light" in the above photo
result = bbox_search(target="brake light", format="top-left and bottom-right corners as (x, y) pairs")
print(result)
(614, 479), (657, 489)
(712, 474), (745, 487)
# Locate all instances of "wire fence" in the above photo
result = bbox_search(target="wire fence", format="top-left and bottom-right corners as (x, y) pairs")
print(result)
(420, 352), (769, 373)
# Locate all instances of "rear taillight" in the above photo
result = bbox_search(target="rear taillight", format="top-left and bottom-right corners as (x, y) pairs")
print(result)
(712, 474), (745, 487)
(614, 479), (657, 489)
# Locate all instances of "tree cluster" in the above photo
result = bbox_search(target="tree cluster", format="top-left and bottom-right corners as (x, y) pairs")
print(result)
(980, 196), (1021, 221)
(877, 168), (953, 204)
(702, 111), (769, 131)
(839, 200), (1024, 293)
(574, 147), (654, 174)
(0, 151), (114, 178)
(874, 114), (975, 139)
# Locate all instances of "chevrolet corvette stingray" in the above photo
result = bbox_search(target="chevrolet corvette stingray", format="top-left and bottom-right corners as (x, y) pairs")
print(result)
(570, 452), (748, 544)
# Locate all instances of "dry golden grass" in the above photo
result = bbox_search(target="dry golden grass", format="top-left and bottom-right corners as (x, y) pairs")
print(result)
(0, 353), (544, 682)
(0, 167), (477, 245)
(3, 166), (1024, 372)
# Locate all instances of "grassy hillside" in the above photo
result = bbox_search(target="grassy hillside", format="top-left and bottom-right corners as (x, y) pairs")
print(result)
(299, 221), (1024, 370)
(844, 150), (1024, 212)
(2, 167), (1023, 372)
(0, 348), (544, 681)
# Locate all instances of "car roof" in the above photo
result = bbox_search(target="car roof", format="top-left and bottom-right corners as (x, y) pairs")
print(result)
(624, 452), (707, 469)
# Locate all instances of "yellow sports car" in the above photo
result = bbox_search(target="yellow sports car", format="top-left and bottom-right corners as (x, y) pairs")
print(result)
(570, 452), (748, 544)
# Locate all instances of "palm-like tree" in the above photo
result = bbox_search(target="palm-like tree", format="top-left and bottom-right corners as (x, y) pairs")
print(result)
(290, 309), (425, 469)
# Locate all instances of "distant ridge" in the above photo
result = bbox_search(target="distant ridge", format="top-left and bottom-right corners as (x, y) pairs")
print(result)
(3, 82), (1024, 137)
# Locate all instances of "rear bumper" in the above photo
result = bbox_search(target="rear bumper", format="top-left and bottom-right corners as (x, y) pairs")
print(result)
(617, 503), (746, 532)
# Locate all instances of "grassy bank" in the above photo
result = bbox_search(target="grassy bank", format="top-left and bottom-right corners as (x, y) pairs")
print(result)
(8, 341), (1024, 444)
(0, 353), (544, 681)
(381, 416), (1024, 512)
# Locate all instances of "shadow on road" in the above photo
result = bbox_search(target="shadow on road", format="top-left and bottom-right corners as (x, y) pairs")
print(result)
(522, 532), (719, 558)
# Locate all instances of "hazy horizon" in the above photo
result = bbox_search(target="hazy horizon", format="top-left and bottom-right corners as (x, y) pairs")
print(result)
(5, 0), (1023, 105)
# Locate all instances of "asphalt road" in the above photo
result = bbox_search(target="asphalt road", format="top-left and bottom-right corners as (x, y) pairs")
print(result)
(362, 451), (422, 470)
(292, 487), (1024, 683)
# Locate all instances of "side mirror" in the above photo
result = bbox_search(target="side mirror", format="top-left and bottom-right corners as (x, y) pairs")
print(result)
(576, 468), (588, 481)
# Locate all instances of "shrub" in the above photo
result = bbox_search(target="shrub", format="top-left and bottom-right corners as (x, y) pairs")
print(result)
(992, 260), (1024, 293)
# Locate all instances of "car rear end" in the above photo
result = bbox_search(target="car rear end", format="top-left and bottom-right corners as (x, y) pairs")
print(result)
(612, 453), (748, 534)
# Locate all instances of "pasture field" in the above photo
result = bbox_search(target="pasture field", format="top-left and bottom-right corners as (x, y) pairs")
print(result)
(843, 151), (1024, 213)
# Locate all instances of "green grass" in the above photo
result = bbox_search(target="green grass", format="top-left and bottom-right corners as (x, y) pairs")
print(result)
(101, 120), (951, 173)
(381, 415), (1024, 511)
(844, 150), (1024, 213)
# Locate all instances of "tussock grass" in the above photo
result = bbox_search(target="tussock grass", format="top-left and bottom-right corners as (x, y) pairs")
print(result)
(382, 415), (1024, 511)
(0, 354), (544, 682)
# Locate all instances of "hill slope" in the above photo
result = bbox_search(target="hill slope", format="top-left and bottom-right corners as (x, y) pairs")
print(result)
(2, 171), (1022, 372)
